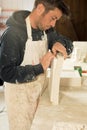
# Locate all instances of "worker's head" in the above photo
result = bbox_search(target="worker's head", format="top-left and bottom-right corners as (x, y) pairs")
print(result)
(32, 0), (70, 30)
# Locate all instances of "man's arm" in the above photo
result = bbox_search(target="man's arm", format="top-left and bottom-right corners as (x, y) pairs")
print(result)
(0, 27), (55, 84)
(46, 27), (74, 55)
(0, 28), (44, 83)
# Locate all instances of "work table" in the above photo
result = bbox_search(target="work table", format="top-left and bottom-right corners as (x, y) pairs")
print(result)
(30, 86), (87, 130)
(30, 59), (87, 130)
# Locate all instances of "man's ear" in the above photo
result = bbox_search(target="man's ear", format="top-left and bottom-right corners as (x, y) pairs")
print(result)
(36, 3), (45, 15)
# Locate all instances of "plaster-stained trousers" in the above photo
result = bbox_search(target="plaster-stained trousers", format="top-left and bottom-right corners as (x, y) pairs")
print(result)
(4, 16), (48, 130)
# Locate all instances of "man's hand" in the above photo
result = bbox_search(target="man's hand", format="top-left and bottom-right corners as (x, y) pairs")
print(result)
(40, 51), (54, 70)
(52, 42), (67, 58)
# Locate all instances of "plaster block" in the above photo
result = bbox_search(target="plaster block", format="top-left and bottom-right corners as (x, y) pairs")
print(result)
(48, 53), (64, 105)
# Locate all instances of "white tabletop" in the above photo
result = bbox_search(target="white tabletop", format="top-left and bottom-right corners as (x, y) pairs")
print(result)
(30, 60), (87, 130)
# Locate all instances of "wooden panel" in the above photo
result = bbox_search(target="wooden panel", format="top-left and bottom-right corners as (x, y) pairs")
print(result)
(64, 0), (87, 41)
(55, 17), (78, 41)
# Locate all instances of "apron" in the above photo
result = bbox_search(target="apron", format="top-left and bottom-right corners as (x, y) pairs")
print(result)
(4, 16), (48, 130)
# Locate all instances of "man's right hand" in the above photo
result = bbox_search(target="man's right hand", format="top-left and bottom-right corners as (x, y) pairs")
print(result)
(40, 51), (54, 70)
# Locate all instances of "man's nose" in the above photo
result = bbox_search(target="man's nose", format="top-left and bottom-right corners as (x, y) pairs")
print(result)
(50, 20), (56, 27)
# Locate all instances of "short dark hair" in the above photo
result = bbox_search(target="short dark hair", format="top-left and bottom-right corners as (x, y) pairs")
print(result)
(33, 0), (70, 16)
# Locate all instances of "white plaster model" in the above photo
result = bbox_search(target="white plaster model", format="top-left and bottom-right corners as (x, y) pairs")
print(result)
(60, 70), (81, 87)
(48, 53), (64, 105)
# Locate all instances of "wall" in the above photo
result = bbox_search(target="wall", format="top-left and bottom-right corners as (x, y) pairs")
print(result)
(0, 0), (35, 36)
(0, 0), (35, 11)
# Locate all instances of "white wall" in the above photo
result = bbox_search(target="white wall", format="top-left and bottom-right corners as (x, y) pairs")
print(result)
(0, 0), (35, 11)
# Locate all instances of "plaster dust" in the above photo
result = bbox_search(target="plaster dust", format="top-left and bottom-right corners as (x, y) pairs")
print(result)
(52, 122), (87, 130)
(30, 87), (87, 130)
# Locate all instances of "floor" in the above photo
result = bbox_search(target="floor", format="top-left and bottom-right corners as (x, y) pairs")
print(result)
(0, 86), (9, 130)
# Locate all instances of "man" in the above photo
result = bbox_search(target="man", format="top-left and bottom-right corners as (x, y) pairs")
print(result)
(0, 0), (73, 130)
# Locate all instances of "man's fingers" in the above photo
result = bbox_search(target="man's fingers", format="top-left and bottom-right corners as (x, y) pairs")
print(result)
(40, 51), (55, 70)
(52, 42), (67, 58)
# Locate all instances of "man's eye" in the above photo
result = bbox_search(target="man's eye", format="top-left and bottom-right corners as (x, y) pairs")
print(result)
(51, 17), (56, 20)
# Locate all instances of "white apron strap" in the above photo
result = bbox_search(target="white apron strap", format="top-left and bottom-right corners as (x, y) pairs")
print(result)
(26, 16), (32, 40)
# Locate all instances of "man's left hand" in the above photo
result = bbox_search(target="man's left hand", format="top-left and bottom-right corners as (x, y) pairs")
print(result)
(52, 42), (67, 58)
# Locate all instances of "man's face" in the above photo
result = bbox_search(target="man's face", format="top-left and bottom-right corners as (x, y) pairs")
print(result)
(37, 8), (62, 31)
